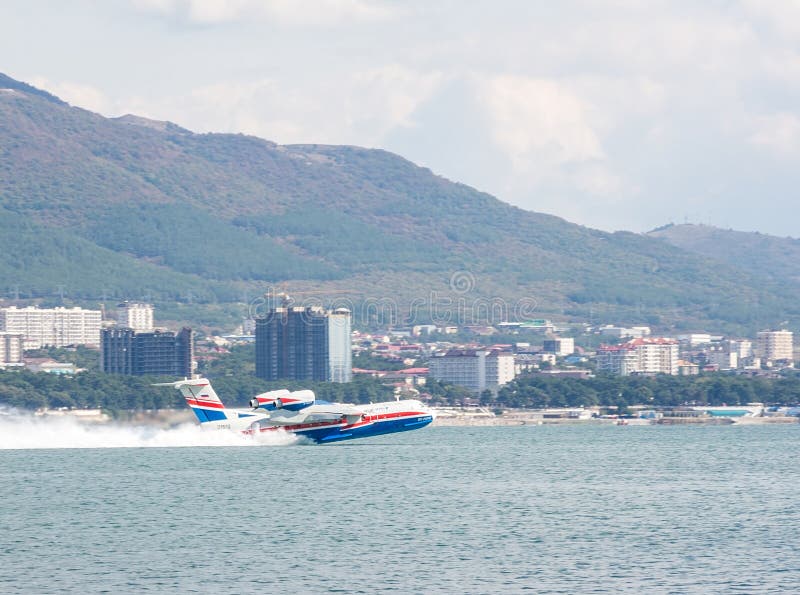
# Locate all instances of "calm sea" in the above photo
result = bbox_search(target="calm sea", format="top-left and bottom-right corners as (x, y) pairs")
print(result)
(1, 419), (799, 594)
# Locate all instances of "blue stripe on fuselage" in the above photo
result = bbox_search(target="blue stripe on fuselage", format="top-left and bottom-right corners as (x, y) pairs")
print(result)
(190, 407), (209, 423)
(192, 407), (227, 422)
(292, 415), (433, 444)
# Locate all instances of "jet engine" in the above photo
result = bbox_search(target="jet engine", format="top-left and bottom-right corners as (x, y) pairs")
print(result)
(249, 389), (315, 411)
(249, 389), (290, 410)
(282, 390), (316, 411)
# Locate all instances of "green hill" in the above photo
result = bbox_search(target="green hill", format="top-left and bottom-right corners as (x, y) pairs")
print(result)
(649, 223), (800, 288)
(0, 73), (797, 333)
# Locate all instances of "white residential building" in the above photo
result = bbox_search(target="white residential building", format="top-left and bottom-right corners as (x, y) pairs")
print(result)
(241, 318), (256, 335)
(116, 302), (154, 332)
(599, 326), (651, 339)
(596, 338), (679, 376)
(727, 339), (753, 360)
(596, 344), (639, 376)
(543, 337), (575, 356)
(0, 306), (102, 349)
(677, 333), (712, 346)
(757, 330), (793, 362)
(429, 349), (516, 393)
(485, 350), (516, 389)
(0, 333), (24, 367)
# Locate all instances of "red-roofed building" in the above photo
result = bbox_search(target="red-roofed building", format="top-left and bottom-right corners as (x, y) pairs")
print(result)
(399, 367), (429, 375)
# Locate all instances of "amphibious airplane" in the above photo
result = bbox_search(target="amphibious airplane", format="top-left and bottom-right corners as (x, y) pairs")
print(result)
(157, 378), (435, 443)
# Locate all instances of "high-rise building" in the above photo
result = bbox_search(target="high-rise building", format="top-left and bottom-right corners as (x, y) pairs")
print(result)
(255, 306), (352, 382)
(327, 308), (353, 383)
(116, 302), (154, 332)
(102, 328), (133, 375)
(0, 333), (24, 367)
(0, 306), (101, 349)
(756, 330), (793, 362)
(596, 338), (679, 376)
(595, 344), (640, 376)
(485, 350), (516, 389)
(429, 349), (516, 393)
(102, 327), (193, 376)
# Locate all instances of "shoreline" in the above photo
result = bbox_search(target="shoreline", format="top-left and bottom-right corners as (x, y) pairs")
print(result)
(26, 408), (800, 427)
(431, 414), (800, 427)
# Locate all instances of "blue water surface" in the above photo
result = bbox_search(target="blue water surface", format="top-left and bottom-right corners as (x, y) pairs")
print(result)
(1, 424), (799, 594)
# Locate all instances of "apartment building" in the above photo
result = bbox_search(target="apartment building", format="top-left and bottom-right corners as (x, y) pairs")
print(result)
(429, 349), (515, 393)
(0, 306), (101, 349)
(255, 306), (352, 383)
(542, 337), (575, 356)
(757, 330), (793, 362)
(0, 333), (24, 367)
(726, 339), (753, 360)
(596, 338), (679, 376)
(116, 302), (154, 333)
(101, 327), (193, 376)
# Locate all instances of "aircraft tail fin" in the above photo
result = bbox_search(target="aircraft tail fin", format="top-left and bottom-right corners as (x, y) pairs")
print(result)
(155, 378), (229, 423)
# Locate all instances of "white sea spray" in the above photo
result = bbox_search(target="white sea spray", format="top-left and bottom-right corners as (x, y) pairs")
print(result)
(0, 407), (299, 449)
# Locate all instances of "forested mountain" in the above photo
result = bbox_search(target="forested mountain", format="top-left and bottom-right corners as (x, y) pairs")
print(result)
(649, 224), (800, 289)
(0, 72), (797, 332)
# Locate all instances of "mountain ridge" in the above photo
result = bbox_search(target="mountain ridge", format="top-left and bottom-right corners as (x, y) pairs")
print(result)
(649, 223), (800, 288)
(0, 73), (797, 333)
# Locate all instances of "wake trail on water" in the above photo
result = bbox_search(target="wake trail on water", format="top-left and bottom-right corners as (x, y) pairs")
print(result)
(0, 409), (299, 449)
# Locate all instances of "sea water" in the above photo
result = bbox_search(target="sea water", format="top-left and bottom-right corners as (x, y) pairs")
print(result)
(1, 416), (799, 594)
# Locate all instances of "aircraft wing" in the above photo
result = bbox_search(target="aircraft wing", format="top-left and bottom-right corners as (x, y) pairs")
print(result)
(311, 404), (364, 417)
(266, 404), (365, 426)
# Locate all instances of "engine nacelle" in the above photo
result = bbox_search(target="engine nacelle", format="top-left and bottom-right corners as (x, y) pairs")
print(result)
(249, 389), (290, 410)
(282, 390), (316, 411)
(249, 389), (315, 411)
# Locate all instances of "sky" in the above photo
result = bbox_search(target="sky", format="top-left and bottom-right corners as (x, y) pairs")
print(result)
(2, 0), (800, 236)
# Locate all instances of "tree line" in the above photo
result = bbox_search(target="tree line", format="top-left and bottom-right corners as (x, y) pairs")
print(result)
(0, 369), (395, 415)
(496, 373), (800, 410)
(3, 362), (799, 415)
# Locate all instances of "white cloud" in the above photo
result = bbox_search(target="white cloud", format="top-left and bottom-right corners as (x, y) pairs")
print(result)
(478, 75), (604, 171)
(130, 0), (397, 25)
(27, 77), (112, 114)
(96, 65), (443, 147)
(351, 66), (444, 134)
(740, 0), (800, 39)
(761, 50), (800, 87)
(750, 112), (800, 156)
(574, 164), (625, 197)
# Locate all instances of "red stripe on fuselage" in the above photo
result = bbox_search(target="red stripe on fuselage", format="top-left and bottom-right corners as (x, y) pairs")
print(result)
(243, 411), (430, 436)
(365, 411), (427, 421)
(340, 411), (426, 429)
(186, 398), (225, 409)
(255, 398), (302, 405)
(258, 419), (344, 432)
